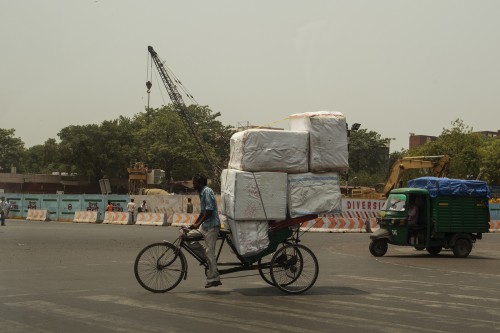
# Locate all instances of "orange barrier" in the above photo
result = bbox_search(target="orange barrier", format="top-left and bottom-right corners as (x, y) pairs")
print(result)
(135, 212), (168, 226)
(300, 215), (374, 233)
(171, 213), (197, 227)
(73, 211), (100, 223)
(103, 212), (132, 225)
(26, 209), (48, 221)
(490, 220), (500, 232)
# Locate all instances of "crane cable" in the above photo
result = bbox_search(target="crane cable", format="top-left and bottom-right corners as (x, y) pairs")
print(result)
(146, 48), (221, 176)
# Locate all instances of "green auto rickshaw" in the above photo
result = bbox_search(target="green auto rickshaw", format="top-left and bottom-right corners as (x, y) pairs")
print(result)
(369, 187), (490, 258)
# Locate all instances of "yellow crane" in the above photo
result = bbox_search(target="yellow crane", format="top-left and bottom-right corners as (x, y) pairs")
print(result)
(350, 155), (450, 199)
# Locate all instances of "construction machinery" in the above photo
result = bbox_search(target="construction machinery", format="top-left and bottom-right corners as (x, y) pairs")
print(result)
(381, 155), (450, 197)
(127, 161), (149, 195)
(147, 46), (221, 179)
(350, 155), (450, 200)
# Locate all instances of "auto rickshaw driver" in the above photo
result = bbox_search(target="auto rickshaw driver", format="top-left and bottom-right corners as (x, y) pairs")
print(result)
(407, 195), (425, 244)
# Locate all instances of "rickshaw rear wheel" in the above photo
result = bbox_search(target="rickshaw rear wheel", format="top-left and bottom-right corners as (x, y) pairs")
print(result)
(369, 239), (388, 257)
(452, 238), (472, 258)
(270, 244), (318, 294)
(258, 243), (290, 286)
(426, 246), (442, 255)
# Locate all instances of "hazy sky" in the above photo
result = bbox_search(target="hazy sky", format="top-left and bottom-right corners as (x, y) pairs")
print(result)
(1, 1), (499, 152)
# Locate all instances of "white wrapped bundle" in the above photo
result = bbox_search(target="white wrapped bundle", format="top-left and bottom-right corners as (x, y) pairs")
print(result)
(228, 129), (309, 173)
(289, 111), (348, 172)
(221, 169), (287, 220)
(227, 219), (270, 257)
(288, 172), (342, 218)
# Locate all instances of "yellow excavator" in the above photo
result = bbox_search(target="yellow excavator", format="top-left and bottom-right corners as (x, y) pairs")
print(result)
(351, 155), (450, 200)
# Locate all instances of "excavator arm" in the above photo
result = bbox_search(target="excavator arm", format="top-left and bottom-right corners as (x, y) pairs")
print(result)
(382, 155), (450, 197)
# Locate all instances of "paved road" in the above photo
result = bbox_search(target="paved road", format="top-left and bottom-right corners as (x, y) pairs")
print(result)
(1, 219), (500, 333)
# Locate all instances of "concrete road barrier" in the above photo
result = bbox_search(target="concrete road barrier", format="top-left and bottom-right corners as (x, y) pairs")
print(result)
(103, 212), (132, 225)
(300, 215), (375, 233)
(73, 211), (100, 223)
(26, 209), (48, 221)
(171, 213), (197, 227)
(135, 212), (168, 226)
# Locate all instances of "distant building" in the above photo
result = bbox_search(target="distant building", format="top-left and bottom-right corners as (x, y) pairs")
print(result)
(0, 172), (127, 194)
(409, 130), (499, 150)
(473, 130), (500, 138)
(409, 133), (437, 150)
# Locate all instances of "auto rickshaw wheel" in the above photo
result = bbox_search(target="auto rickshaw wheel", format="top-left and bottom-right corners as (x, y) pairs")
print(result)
(426, 246), (442, 255)
(452, 238), (472, 258)
(369, 239), (388, 257)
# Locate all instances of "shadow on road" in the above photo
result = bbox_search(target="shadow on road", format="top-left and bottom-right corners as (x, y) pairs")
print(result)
(225, 286), (369, 297)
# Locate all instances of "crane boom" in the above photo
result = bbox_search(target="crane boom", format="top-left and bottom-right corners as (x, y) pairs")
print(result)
(147, 45), (221, 176)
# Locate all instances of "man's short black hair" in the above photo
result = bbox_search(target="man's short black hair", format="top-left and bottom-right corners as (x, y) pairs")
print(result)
(193, 174), (208, 187)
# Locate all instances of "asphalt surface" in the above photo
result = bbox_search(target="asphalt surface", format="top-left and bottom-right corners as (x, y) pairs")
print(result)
(1, 219), (500, 333)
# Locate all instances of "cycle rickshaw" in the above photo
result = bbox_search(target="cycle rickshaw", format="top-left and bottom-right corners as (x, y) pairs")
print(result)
(134, 214), (319, 294)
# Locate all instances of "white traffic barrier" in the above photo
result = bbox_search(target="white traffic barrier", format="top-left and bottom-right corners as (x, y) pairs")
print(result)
(26, 209), (48, 221)
(73, 210), (100, 223)
(171, 213), (197, 227)
(135, 212), (168, 226)
(103, 212), (132, 225)
(300, 215), (376, 233)
(489, 220), (500, 232)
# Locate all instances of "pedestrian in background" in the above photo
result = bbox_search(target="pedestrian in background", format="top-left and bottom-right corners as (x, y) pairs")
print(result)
(127, 198), (136, 223)
(139, 200), (148, 212)
(0, 197), (5, 226)
(186, 197), (193, 214)
(106, 201), (113, 212)
(0, 197), (10, 226)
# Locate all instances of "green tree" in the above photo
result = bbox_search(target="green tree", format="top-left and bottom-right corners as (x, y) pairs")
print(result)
(0, 128), (25, 173)
(348, 129), (392, 187)
(477, 139), (500, 184)
(410, 119), (488, 180)
(134, 104), (234, 187)
(23, 138), (63, 174)
(57, 119), (136, 181)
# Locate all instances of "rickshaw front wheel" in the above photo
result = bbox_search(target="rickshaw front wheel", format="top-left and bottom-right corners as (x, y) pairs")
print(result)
(369, 239), (388, 257)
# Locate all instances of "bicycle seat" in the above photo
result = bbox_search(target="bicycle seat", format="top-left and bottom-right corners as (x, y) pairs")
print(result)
(184, 234), (204, 241)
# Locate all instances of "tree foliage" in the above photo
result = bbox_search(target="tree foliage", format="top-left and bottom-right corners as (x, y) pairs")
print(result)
(27, 104), (234, 188)
(0, 128), (25, 172)
(23, 138), (63, 174)
(2, 116), (498, 193)
(409, 119), (495, 182)
(347, 129), (392, 187)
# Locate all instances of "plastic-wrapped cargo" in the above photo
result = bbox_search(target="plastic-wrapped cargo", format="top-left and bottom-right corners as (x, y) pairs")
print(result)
(221, 169), (287, 220)
(287, 172), (342, 218)
(407, 177), (491, 198)
(227, 219), (270, 257)
(289, 111), (348, 172)
(228, 129), (309, 173)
